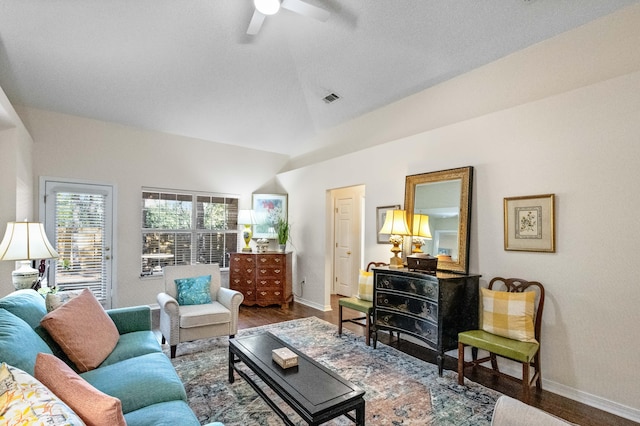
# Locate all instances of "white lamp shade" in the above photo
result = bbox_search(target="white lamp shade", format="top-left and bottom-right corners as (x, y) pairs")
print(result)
(412, 214), (433, 239)
(379, 210), (411, 236)
(237, 210), (257, 226)
(254, 0), (280, 15)
(0, 222), (59, 261)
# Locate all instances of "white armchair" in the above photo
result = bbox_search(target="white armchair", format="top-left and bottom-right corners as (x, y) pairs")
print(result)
(157, 264), (244, 358)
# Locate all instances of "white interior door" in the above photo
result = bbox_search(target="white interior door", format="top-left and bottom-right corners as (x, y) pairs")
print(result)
(42, 179), (114, 308)
(332, 186), (364, 296)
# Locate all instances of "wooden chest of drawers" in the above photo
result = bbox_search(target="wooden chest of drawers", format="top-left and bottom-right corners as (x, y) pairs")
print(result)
(229, 252), (293, 309)
(372, 267), (479, 375)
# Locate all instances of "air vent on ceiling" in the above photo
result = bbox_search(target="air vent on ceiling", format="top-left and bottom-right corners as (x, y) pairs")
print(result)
(322, 92), (341, 104)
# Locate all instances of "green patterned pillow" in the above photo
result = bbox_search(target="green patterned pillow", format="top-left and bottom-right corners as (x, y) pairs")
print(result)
(175, 275), (212, 306)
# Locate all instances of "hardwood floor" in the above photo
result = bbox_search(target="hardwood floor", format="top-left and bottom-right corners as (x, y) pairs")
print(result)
(237, 296), (637, 426)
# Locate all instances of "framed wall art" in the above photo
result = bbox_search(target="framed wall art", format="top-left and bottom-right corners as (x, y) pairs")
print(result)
(504, 193), (555, 252)
(252, 193), (287, 239)
(377, 204), (401, 244)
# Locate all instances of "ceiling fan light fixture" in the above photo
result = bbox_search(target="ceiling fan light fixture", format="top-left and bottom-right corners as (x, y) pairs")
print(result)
(254, 0), (281, 15)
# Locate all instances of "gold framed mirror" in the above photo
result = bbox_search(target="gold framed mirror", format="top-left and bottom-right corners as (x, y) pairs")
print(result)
(404, 166), (473, 274)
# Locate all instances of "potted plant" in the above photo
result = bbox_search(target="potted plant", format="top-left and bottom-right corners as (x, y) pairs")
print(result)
(275, 217), (290, 252)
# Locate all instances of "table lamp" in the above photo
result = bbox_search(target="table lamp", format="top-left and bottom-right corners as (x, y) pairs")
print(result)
(237, 210), (257, 252)
(411, 214), (433, 253)
(379, 209), (411, 269)
(0, 222), (59, 290)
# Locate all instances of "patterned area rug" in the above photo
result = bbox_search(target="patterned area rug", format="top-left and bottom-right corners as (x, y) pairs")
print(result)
(169, 317), (501, 425)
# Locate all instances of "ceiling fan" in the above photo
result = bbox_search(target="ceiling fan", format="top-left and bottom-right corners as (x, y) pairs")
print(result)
(247, 0), (330, 35)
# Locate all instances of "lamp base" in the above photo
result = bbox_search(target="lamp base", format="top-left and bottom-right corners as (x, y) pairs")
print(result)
(388, 255), (404, 269)
(12, 261), (39, 290)
(242, 225), (253, 252)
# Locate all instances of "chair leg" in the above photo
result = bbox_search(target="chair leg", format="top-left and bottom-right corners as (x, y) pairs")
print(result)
(522, 362), (531, 402)
(457, 342), (465, 385)
(338, 305), (343, 336)
(534, 352), (542, 390)
(490, 353), (499, 371)
(364, 310), (371, 346)
(170, 345), (177, 359)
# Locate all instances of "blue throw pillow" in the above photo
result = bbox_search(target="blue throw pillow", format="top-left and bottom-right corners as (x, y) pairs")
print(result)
(174, 275), (212, 306)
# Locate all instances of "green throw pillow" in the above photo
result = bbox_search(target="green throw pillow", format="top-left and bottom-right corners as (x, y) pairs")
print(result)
(175, 275), (212, 306)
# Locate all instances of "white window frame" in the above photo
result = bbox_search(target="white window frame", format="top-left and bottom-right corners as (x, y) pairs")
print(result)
(141, 188), (239, 276)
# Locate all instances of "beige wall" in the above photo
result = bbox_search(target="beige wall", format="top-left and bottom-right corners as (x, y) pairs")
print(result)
(16, 107), (289, 307)
(277, 5), (640, 421)
(0, 90), (36, 290)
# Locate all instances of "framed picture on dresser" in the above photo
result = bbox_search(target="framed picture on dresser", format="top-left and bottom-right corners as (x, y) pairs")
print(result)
(504, 193), (555, 252)
(252, 193), (287, 239)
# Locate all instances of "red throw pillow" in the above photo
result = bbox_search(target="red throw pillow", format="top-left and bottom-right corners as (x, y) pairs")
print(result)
(40, 289), (119, 372)
(35, 353), (126, 426)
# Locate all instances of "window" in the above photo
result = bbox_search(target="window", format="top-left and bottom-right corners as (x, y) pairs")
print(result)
(141, 189), (238, 275)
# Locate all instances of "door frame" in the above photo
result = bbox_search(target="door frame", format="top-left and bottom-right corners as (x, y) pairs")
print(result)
(39, 176), (117, 308)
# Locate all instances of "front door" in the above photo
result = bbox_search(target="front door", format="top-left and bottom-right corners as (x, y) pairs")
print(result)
(42, 179), (114, 308)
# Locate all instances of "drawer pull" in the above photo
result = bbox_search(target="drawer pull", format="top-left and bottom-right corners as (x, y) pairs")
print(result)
(274, 269), (281, 274)
(260, 292), (267, 296)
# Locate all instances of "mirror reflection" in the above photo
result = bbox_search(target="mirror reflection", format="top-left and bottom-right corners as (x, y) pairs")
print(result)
(404, 167), (473, 274)
(414, 179), (461, 260)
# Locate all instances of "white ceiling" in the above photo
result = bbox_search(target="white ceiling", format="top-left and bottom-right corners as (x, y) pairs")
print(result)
(0, 0), (637, 159)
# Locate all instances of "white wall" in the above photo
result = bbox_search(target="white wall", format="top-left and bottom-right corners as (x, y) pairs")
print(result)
(277, 6), (640, 421)
(18, 107), (289, 307)
(0, 89), (36, 294)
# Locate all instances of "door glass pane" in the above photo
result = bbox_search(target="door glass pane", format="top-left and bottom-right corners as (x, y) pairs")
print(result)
(54, 192), (107, 302)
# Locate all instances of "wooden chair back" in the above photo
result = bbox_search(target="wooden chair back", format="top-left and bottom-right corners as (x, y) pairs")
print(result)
(366, 262), (388, 272)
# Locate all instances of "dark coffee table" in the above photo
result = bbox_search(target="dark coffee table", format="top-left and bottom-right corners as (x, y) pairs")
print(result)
(229, 332), (365, 425)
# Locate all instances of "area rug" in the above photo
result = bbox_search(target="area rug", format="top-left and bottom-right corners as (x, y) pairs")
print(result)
(169, 317), (501, 425)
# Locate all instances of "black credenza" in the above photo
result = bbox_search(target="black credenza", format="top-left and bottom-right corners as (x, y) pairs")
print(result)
(372, 267), (480, 375)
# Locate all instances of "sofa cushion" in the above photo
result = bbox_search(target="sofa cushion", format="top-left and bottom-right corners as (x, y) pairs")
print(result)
(175, 275), (212, 306)
(123, 400), (200, 426)
(0, 362), (85, 425)
(35, 353), (126, 426)
(481, 287), (536, 343)
(80, 352), (187, 414)
(40, 289), (120, 372)
(0, 289), (47, 328)
(0, 309), (52, 375)
(179, 301), (231, 328)
(100, 330), (163, 367)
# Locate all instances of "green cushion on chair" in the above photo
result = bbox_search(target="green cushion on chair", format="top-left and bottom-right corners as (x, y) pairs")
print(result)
(458, 330), (539, 363)
(339, 297), (373, 313)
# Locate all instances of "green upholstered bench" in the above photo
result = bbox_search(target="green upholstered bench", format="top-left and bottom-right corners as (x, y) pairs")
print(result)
(338, 297), (373, 346)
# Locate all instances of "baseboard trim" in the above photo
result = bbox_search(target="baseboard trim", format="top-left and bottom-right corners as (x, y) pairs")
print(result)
(293, 296), (330, 312)
(543, 380), (640, 423)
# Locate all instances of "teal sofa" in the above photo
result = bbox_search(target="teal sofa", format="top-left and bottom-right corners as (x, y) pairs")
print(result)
(0, 289), (200, 426)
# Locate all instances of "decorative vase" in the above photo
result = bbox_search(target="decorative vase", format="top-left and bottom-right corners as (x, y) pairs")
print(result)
(278, 244), (286, 253)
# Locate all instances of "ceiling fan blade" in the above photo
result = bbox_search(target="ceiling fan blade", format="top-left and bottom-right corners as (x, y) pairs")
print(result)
(281, 0), (330, 22)
(247, 9), (266, 35)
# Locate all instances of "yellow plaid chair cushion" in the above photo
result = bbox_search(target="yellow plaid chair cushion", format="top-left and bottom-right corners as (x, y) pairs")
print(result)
(357, 270), (374, 301)
(481, 287), (536, 343)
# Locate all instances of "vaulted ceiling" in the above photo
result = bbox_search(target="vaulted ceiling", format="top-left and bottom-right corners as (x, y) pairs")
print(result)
(0, 1), (637, 160)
